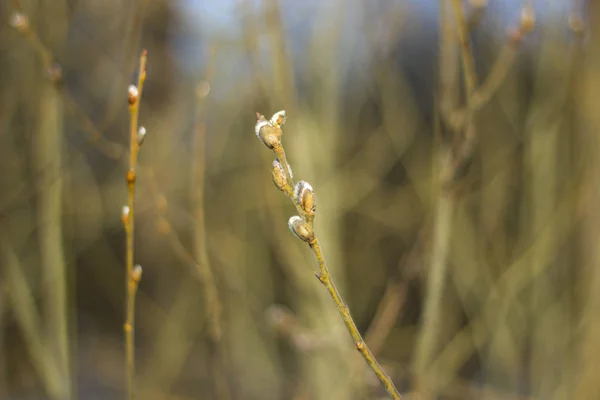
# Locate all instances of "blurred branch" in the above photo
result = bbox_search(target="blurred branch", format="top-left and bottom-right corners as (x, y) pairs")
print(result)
(9, 7), (126, 159)
(189, 45), (223, 343)
(413, 3), (468, 396)
(2, 239), (66, 399)
(364, 224), (430, 352)
(144, 165), (231, 399)
(9, 3), (75, 397)
(35, 63), (72, 400)
(264, 0), (297, 110)
(266, 305), (331, 351)
(429, 161), (586, 392)
(452, 0), (478, 98)
(0, 289), (7, 400)
(447, 25), (531, 132)
(414, 3), (536, 397)
(467, 0), (488, 31)
(123, 50), (147, 400)
(190, 46), (231, 400)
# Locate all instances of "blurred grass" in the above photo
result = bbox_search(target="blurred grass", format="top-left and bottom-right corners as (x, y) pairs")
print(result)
(0, 0), (599, 399)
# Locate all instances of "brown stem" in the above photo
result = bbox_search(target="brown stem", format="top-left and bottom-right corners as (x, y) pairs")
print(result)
(260, 113), (402, 399)
(309, 239), (403, 400)
(124, 50), (147, 400)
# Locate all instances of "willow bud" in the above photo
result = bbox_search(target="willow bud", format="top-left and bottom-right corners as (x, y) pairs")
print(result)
(288, 216), (314, 242)
(121, 205), (130, 226)
(519, 6), (536, 33)
(294, 181), (316, 215)
(137, 126), (147, 146)
(10, 13), (29, 34)
(255, 114), (282, 149)
(272, 160), (289, 193)
(131, 264), (143, 283)
(128, 85), (139, 106)
(270, 110), (287, 128)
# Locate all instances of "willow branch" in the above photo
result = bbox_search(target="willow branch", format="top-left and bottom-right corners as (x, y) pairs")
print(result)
(255, 111), (402, 400)
(123, 50), (147, 400)
(309, 238), (403, 400)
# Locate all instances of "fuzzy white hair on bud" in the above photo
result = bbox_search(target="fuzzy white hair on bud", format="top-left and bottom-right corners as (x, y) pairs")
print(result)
(272, 160), (288, 192)
(288, 215), (303, 230)
(255, 118), (272, 140)
(270, 110), (287, 127)
(128, 85), (139, 98)
(273, 159), (283, 170)
(288, 215), (314, 242)
(137, 126), (146, 145)
(294, 181), (313, 201)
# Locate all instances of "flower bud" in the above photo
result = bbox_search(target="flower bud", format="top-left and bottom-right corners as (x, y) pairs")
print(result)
(272, 160), (289, 193)
(131, 264), (143, 283)
(126, 169), (136, 185)
(10, 13), (29, 34)
(270, 110), (287, 128)
(128, 85), (139, 106)
(294, 181), (316, 215)
(137, 126), (146, 146)
(288, 216), (314, 242)
(121, 205), (130, 226)
(519, 6), (535, 34)
(255, 114), (282, 149)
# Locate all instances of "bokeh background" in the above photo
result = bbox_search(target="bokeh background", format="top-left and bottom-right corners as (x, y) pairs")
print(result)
(0, 0), (598, 399)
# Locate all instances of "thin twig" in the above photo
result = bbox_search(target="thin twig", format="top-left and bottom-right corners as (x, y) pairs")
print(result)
(190, 46), (223, 343)
(123, 50), (147, 400)
(8, 7), (126, 159)
(35, 62), (72, 400)
(330, 223), (430, 399)
(309, 239), (403, 400)
(144, 164), (231, 399)
(448, 27), (529, 131)
(417, 5), (535, 394)
(414, 3), (475, 397)
(1, 239), (65, 399)
(9, 6), (73, 398)
(467, 1), (487, 32)
(451, 0), (478, 98)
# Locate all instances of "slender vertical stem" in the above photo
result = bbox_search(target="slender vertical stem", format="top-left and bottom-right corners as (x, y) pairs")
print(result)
(2, 241), (64, 399)
(451, 0), (477, 98)
(190, 48), (222, 343)
(125, 50), (147, 400)
(36, 78), (71, 400)
(413, 189), (454, 397)
(190, 53), (230, 399)
(414, 3), (467, 397)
